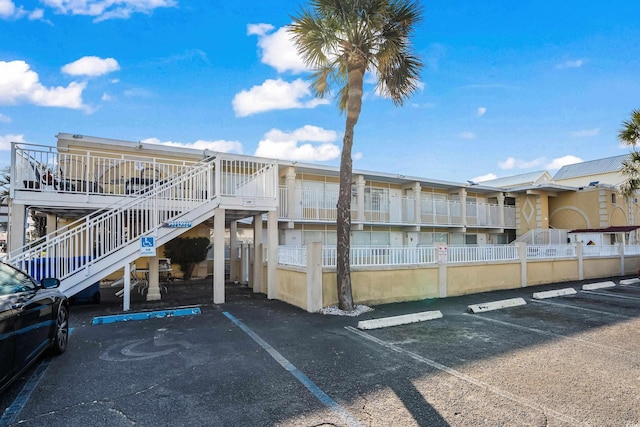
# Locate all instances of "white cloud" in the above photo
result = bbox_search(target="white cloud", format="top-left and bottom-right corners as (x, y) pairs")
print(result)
(232, 78), (329, 117)
(545, 155), (582, 170)
(0, 60), (87, 110)
(28, 8), (44, 20)
(569, 128), (599, 138)
(471, 173), (497, 183)
(0, 133), (26, 150)
(477, 107), (486, 117)
(0, 2), (48, 22)
(41, 0), (177, 22)
(498, 157), (545, 170)
(62, 56), (120, 77)
(0, 113), (11, 122)
(248, 23), (308, 73)
(254, 125), (340, 162)
(142, 137), (243, 154)
(101, 92), (113, 101)
(0, 0), (16, 18)
(459, 131), (475, 139)
(556, 59), (584, 69)
(497, 155), (583, 171)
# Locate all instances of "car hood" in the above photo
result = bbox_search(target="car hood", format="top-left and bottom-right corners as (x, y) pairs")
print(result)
(0, 295), (15, 312)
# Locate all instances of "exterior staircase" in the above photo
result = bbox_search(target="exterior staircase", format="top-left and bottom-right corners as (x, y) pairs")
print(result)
(5, 154), (277, 297)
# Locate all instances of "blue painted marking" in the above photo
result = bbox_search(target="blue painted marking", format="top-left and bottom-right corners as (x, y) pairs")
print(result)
(0, 359), (51, 425)
(222, 312), (362, 427)
(92, 307), (201, 325)
(0, 328), (74, 425)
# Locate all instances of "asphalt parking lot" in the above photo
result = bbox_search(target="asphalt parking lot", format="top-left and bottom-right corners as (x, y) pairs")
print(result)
(2, 277), (640, 426)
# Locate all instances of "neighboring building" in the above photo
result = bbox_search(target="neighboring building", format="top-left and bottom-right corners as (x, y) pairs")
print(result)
(5, 133), (640, 308)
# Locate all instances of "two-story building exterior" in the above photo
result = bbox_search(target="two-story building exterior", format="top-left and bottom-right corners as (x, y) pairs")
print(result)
(6, 133), (640, 309)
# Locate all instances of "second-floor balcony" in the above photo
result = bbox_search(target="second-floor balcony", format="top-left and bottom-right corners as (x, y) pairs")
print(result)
(11, 142), (279, 213)
(278, 187), (516, 228)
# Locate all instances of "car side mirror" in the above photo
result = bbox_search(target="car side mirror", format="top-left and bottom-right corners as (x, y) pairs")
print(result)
(41, 277), (61, 289)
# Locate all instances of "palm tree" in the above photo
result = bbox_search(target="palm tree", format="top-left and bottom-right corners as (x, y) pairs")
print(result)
(289, 0), (423, 311)
(618, 109), (640, 197)
(0, 166), (10, 204)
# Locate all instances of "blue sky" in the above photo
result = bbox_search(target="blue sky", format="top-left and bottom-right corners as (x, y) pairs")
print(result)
(1, 0), (639, 184)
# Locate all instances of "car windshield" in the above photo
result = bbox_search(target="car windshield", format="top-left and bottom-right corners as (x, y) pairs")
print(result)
(0, 263), (36, 295)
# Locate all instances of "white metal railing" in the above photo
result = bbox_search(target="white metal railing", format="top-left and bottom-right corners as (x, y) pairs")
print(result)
(514, 229), (569, 245)
(276, 187), (516, 229)
(220, 158), (277, 199)
(420, 197), (463, 226)
(466, 202), (501, 227)
(526, 244), (576, 259)
(278, 243), (640, 268)
(583, 245), (619, 257)
(447, 245), (519, 263)
(12, 143), (200, 197)
(624, 245), (640, 256)
(278, 245), (438, 267)
(278, 245), (307, 267)
(7, 157), (218, 281)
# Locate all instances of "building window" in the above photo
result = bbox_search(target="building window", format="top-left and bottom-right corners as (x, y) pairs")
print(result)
(611, 193), (616, 204)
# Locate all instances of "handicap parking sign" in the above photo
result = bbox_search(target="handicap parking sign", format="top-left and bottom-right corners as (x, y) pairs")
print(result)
(140, 236), (156, 256)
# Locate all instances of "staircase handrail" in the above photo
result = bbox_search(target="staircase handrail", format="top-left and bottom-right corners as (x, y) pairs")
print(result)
(6, 156), (218, 280)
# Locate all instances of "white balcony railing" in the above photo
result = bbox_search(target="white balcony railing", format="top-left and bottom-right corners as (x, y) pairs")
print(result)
(278, 187), (513, 228)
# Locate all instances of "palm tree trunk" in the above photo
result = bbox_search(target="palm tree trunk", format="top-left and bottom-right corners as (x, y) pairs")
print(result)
(336, 61), (365, 311)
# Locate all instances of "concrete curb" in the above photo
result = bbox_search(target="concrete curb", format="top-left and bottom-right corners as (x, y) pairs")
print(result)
(532, 288), (577, 299)
(92, 306), (201, 325)
(620, 278), (640, 286)
(468, 297), (526, 314)
(582, 281), (616, 291)
(357, 310), (443, 330)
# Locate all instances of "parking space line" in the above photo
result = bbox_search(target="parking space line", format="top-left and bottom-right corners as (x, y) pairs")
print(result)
(0, 328), (74, 425)
(0, 359), (51, 425)
(223, 312), (363, 427)
(581, 290), (640, 301)
(345, 326), (580, 425)
(468, 314), (638, 357)
(531, 299), (632, 319)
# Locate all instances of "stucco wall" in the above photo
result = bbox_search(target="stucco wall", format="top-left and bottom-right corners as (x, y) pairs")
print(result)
(321, 266), (439, 306)
(527, 259), (578, 285)
(583, 258), (620, 280)
(276, 267), (307, 310)
(447, 262), (520, 296)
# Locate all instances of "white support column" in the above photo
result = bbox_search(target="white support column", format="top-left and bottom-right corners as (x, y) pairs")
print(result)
(460, 188), (467, 227)
(229, 221), (239, 283)
(576, 242), (584, 281)
(306, 242), (323, 312)
(497, 193), (505, 228)
(253, 213), (264, 293)
(146, 256), (161, 301)
(619, 241), (625, 276)
(356, 175), (366, 222)
(123, 262), (131, 312)
(517, 242), (527, 287)
(46, 213), (56, 236)
(8, 202), (26, 252)
(413, 182), (421, 224)
(213, 208), (226, 304)
(267, 210), (278, 300)
(286, 167), (296, 220)
(437, 245), (447, 298)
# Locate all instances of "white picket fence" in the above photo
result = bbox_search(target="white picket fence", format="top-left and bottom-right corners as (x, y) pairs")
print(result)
(278, 244), (634, 268)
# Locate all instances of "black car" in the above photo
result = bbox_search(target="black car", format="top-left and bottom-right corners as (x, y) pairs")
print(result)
(0, 262), (69, 393)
